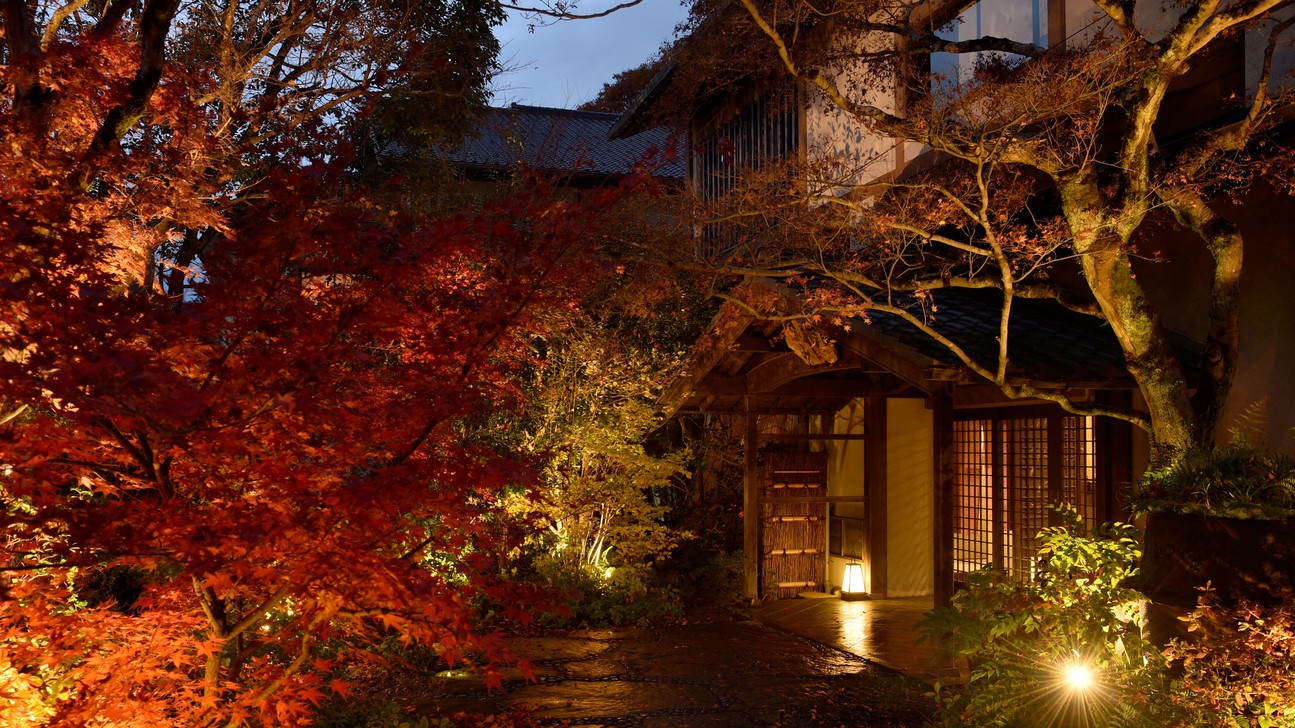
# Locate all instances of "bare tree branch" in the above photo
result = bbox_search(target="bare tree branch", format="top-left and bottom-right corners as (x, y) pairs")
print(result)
(1177, 14), (1295, 179)
(40, 0), (92, 50)
(1155, 184), (1243, 441)
(1089, 0), (1143, 42)
(918, 33), (1045, 57)
(83, 0), (184, 168)
(737, 0), (914, 136)
(90, 0), (138, 37)
(499, 0), (644, 20)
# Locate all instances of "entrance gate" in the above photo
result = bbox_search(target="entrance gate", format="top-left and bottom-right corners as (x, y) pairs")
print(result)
(761, 451), (829, 599)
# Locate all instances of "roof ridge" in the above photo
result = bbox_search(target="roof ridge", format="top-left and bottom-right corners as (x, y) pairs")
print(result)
(500, 104), (621, 121)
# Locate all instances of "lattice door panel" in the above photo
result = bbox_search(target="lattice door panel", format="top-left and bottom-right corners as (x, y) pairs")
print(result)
(952, 414), (1102, 585)
(761, 452), (828, 599)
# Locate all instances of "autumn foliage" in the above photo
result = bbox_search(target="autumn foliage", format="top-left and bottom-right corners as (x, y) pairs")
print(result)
(0, 27), (634, 728)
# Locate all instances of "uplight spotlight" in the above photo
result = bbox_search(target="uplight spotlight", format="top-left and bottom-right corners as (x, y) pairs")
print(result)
(1063, 662), (1095, 692)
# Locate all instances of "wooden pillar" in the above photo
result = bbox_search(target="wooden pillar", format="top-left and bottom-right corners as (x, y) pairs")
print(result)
(864, 397), (888, 597)
(821, 410), (834, 592)
(931, 394), (956, 607)
(743, 397), (761, 600)
(1046, 411), (1064, 526)
(1049, 0), (1068, 50)
(1097, 390), (1135, 521)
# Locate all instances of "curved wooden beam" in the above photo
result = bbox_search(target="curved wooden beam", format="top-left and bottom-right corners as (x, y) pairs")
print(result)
(744, 351), (866, 393)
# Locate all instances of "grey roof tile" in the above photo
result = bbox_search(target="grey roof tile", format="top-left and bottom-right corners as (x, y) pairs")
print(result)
(864, 288), (1132, 381)
(445, 105), (684, 180)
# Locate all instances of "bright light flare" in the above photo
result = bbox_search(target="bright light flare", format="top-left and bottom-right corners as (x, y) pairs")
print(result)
(1062, 662), (1095, 692)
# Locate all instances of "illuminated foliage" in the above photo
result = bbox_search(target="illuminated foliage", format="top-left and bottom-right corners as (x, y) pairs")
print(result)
(1166, 596), (1295, 728)
(0, 9), (640, 725)
(921, 509), (1168, 727)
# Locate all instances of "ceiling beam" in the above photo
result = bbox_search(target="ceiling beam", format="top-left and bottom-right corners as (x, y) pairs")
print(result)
(697, 374), (896, 398)
(744, 351), (866, 393)
(763, 432), (869, 441)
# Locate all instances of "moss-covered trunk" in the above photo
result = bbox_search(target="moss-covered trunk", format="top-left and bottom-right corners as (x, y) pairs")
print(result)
(1060, 176), (1217, 467)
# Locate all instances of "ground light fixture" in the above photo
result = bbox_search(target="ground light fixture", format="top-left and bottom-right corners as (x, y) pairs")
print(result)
(1062, 659), (1095, 692)
(840, 561), (867, 601)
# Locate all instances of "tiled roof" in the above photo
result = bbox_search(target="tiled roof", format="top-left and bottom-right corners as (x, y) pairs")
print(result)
(864, 288), (1132, 382)
(445, 105), (684, 180)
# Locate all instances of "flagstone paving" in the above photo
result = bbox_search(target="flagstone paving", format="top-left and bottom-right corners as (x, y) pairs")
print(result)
(416, 607), (935, 727)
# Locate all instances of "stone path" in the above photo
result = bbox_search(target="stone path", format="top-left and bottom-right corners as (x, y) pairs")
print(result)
(417, 608), (935, 727)
(755, 596), (947, 680)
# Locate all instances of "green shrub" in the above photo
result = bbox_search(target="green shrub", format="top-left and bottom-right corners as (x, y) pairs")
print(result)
(531, 558), (683, 626)
(920, 507), (1170, 727)
(675, 547), (745, 606)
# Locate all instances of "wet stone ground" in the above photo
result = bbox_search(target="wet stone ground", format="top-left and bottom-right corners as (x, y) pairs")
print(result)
(416, 608), (935, 727)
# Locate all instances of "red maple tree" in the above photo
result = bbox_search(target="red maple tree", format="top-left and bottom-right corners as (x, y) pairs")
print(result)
(0, 29), (633, 728)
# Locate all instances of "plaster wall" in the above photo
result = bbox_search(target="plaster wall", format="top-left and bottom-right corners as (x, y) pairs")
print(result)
(933, 0), (1048, 83)
(886, 398), (935, 596)
(804, 34), (904, 188)
(1064, 0), (1102, 46)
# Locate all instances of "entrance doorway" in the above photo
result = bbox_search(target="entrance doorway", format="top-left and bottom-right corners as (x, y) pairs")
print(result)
(761, 451), (829, 599)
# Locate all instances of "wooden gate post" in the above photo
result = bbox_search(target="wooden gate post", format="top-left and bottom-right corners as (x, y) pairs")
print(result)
(932, 394), (956, 607)
(865, 397), (888, 597)
(744, 397), (761, 600)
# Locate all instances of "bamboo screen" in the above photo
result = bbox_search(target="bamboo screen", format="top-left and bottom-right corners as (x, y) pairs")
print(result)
(761, 451), (828, 599)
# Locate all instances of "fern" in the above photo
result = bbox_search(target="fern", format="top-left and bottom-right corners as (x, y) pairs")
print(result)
(1229, 398), (1270, 448)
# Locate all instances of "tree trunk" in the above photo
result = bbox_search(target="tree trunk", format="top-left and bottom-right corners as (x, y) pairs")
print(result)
(1060, 183), (1199, 465)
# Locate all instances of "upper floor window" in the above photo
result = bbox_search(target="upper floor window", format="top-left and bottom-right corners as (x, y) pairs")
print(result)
(691, 85), (799, 203)
(691, 85), (800, 255)
(930, 0), (1049, 97)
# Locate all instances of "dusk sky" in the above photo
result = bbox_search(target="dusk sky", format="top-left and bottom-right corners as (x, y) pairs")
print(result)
(490, 1), (689, 109)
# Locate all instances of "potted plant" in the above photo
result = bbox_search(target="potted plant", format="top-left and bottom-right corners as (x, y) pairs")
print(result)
(1129, 441), (1295, 639)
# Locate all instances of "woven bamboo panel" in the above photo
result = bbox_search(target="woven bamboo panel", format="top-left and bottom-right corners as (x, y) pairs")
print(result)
(762, 452), (828, 599)
(762, 451), (829, 491)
